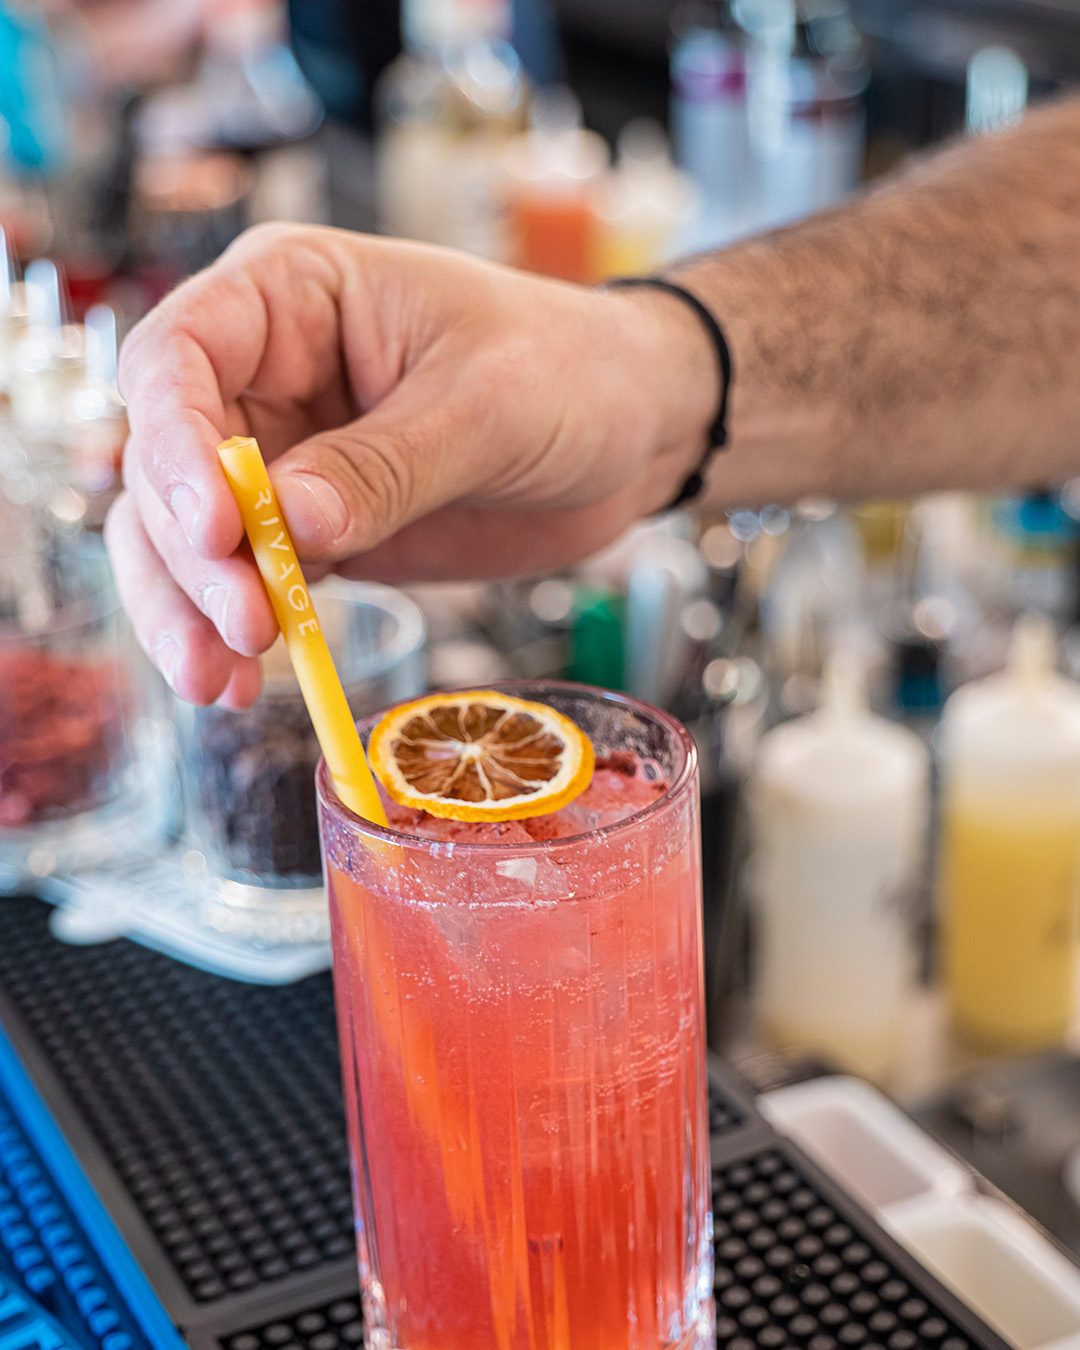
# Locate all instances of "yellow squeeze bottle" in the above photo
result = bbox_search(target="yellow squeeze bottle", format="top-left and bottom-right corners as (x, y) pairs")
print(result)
(940, 615), (1080, 1050)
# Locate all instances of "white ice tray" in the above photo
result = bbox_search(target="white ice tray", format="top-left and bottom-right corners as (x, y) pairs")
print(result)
(761, 1075), (1080, 1349)
(760, 1075), (970, 1211)
(888, 1194), (1080, 1350)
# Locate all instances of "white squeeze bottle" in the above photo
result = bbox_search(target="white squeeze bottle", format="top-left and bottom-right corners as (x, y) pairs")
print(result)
(749, 649), (929, 1080)
(939, 615), (1080, 1050)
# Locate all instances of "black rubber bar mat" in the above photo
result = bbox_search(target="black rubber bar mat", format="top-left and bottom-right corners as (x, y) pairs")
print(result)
(709, 1139), (1011, 1350)
(0, 898), (1010, 1350)
(0, 899), (356, 1339)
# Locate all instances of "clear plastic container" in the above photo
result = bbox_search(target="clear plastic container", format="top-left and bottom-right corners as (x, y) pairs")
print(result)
(0, 537), (172, 891)
(175, 580), (425, 942)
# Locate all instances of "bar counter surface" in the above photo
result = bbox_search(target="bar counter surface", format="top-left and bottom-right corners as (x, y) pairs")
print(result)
(0, 896), (1017, 1350)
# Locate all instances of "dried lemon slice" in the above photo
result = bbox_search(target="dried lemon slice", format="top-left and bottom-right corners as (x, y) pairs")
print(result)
(368, 691), (595, 821)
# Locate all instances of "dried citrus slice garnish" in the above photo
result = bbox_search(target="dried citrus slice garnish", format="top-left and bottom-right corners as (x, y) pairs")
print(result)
(368, 691), (595, 821)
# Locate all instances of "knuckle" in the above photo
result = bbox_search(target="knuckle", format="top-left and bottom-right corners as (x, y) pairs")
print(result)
(226, 220), (305, 260)
(321, 428), (420, 547)
(481, 335), (533, 386)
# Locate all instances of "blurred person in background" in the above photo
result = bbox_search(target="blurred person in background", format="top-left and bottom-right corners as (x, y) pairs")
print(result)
(107, 94), (1080, 707)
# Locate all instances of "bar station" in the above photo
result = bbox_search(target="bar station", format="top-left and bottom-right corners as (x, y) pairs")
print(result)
(4, 3), (1080, 1350)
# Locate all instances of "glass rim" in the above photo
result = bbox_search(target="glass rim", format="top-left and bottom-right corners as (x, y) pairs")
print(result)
(316, 679), (698, 855)
(311, 577), (426, 674)
(0, 594), (122, 641)
(259, 577), (426, 695)
(0, 540), (123, 639)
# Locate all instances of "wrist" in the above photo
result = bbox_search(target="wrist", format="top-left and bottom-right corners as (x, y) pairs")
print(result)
(599, 284), (723, 513)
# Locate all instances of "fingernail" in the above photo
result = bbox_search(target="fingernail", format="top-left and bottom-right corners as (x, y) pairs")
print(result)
(203, 584), (231, 646)
(151, 634), (180, 689)
(280, 472), (349, 548)
(168, 484), (202, 545)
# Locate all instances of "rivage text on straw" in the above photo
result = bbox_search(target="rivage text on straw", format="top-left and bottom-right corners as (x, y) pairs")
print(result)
(216, 435), (388, 826)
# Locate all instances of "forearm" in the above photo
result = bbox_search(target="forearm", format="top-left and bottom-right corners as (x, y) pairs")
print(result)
(670, 96), (1080, 507)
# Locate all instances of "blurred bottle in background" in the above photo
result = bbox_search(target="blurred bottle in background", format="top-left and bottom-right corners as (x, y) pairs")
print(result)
(589, 118), (697, 279)
(0, 228), (28, 418)
(671, 0), (867, 246)
(749, 648), (928, 1082)
(988, 490), (1079, 623)
(939, 616), (1080, 1052)
(738, 0), (867, 232)
(10, 258), (84, 441)
(503, 86), (607, 280)
(1, 258), (127, 536)
(0, 2), (68, 179)
(64, 303), (127, 528)
(670, 0), (751, 248)
(376, 0), (527, 256)
(756, 500), (862, 716)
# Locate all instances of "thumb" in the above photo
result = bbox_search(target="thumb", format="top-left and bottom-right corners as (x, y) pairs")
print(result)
(270, 378), (470, 563)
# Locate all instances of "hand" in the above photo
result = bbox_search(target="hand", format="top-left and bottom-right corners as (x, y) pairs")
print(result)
(106, 224), (716, 706)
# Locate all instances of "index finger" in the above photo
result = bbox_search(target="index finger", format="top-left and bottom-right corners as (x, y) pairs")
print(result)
(119, 265), (269, 560)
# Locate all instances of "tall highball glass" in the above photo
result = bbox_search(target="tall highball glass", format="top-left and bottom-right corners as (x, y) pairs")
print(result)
(317, 682), (713, 1350)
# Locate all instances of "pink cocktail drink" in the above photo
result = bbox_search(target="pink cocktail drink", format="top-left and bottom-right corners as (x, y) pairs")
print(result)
(317, 684), (713, 1350)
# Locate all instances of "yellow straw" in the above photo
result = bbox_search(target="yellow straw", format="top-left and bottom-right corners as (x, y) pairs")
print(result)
(217, 435), (388, 826)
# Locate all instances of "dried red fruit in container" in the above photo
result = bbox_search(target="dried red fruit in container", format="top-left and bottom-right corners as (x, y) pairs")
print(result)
(0, 647), (130, 828)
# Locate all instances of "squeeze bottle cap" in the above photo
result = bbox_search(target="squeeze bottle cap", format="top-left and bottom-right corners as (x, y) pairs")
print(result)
(967, 45), (1027, 134)
(753, 645), (927, 816)
(941, 613), (1080, 784)
(1007, 612), (1055, 685)
(819, 646), (867, 722)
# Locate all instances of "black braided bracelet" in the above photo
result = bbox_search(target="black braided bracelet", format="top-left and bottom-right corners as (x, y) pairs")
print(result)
(605, 276), (733, 510)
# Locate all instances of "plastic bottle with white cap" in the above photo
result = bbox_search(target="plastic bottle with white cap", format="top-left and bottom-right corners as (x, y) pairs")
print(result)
(669, 5), (751, 249)
(749, 647), (928, 1080)
(939, 615), (1080, 1049)
(376, 0), (524, 253)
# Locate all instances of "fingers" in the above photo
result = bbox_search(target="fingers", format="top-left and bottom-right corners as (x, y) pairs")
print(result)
(216, 656), (265, 711)
(105, 493), (263, 707)
(126, 456), (278, 657)
(270, 367), (482, 562)
(118, 224), (345, 560)
(119, 304), (247, 561)
(334, 492), (641, 582)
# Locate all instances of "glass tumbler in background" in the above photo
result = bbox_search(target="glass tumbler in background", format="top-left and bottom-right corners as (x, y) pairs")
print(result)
(0, 536), (172, 892)
(318, 682), (713, 1350)
(177, 580), (425, 943)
